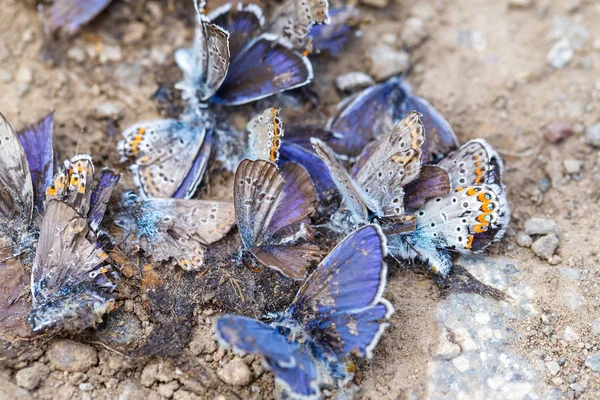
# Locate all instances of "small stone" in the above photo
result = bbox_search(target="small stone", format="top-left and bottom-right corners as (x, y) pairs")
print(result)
(547, 39), (573, 69)
(360, 0), (388, 8)
(173, 390), (201, 400)
(570, 382), (584, 392)
(335, 72), (375, 92)
(563, 327), (579, 341)
(401, 17), (428, 48)
(544, 122), (573, 143)
(15, 363), (48, 390)
(563, 159), (582, 174)
(367, 44), (410, 81)
(123, 22), (147, 44)
(585, 123), (600, 147)
(157, 381), (179, 398)
(552, 377), (563, 386)
(100, 45), (122, 63)
(67, 47), (86, 63)
(47, 340), (98, 372)
(118, 381), (147, 400)
(0, 70), (12, 82)
(524, 218), (558, 235)
(15, 67), (32, 83)
(93, 102), (124, 120)
(584, 353), (600, 372)
(531, 234), (560, 261)
(217, 357), (252, 386)
(560, 268), (581, 281)
(592, 320), (600, 336)
(543, 326), (554, 336)
(79, 383), (94, 392)
(452, 355), (470, 372)
(507, 0), (533, 9)
(549, 255), (562, 265)
(516, 232), (533, 247)
(546, 361), (561, 376)
(0, 376), (32, 400)
(147, 2), (163, 22)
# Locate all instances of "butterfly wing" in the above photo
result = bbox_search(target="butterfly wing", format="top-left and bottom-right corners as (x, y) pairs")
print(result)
(325, 78), (407, 158)
(271, 0), (330, 47)
(117, 119), (206, 198)
(437, 139), (504, 189)
(0, 113), (34, 236)
(88, 169), (120, 231)
(45, 154), (95, 217)
(247, 107), (284, 163)
(212, 34), (313, 106)
(30, 200), (114, 332)
(287, 225), (392, 358)
(175, 12), (230, 101)
(116, 194), (235, 271)
(216, 316), (321, 399)
(396, 185), (510, 276)
(311, 138), (377, 223)
(172, 130), (213, 199)
(309, 6), (357, 55)
(209, 3), (264, 59)
(402, 165), (451, 212)
(17, 112), (55, 215)
(400, 87), (459, 163)
(41, 0), (113, 35)
(279, 142), (337, 199)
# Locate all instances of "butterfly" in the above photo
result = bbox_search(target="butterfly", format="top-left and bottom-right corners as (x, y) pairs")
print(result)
(208, 3), (314, 105)
(312, 111), (426, 226)
(246, 107), (284, 163)
(0, 112), (55, 263)
(216, 224), (393, 399)
(269, 0), (331, 50)
(234, 158), (320, 279)
(40, 0), (114, 36)
(387, 139), (510, 277)
(30, 154), (120, 332)
(308, 6), (358, 55)
(114, 192), (236, 271)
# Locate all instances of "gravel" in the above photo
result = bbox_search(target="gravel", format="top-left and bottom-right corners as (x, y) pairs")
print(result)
(367, 44), (410, 81)
(586, 123), (600, 147)
(545, 361), (560, 376)
(516, 232), (533, 247)
(47, 340), (98, 372)
(335, 72), (375, 92)
(401, 17), (428, 48)
(217, 357), (253, 386)
(544, 122), (573, 143)
(547, 38), (574, 69)
(524, 218), (558, 235)
(0, 376), (32, 400)
(15, 363), (48, 390)
(563, 159), (582, 174)
(531, 234), (560, 261)
(584, 354), (600, 372)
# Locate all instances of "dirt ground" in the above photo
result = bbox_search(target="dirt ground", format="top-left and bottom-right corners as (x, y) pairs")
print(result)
(1, 0), (600, 399)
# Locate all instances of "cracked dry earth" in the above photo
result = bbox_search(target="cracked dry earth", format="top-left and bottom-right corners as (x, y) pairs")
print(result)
(2, 0), (600, 399)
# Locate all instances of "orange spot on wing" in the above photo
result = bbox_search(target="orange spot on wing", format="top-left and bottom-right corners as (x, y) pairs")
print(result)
(466, 235), (474, 249)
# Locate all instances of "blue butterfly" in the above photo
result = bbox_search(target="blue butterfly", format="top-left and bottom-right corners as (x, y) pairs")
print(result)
(40, 0), (114, 36)
(216, 224), (393, 399)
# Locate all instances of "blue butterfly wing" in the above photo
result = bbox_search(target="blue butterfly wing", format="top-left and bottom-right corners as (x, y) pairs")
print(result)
(310, 7), (357, 55)
(212, 34), (313, 106)
(172, 131), (213, 199)
(279, 142), (337, 199)
(216, 316), (320, 398)
(17, 113), (54, 215)
(326, 78), (407, 158)
(42, 0), (114, 35)
(209, 3), (264, 59)
(287, 225), (392, 357)
(88, 169), (120, 230)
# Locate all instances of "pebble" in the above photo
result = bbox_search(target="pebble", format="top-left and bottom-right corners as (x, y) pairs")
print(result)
(401, 17), (428, 48)
(360, 0), (388, 8)
(79, 383), (94, 392)
(584, 353), (600, 372)
(15, 67), (32, 83)
(547, 39), (574, 69)
(47, 340), (98, 372)
(335, 72), (375, 93)
(367, 44), (410, 81)
(591, 320), (600, 336)
(173, 390), (201, 400)
(563, 326), (579, 341)
(560, 268), (581, 281)
(93, 102), (124, 120)
(15, 363), (48, 390)
(123, 22), (147, 44)
(140, 362), (175, 387)
(585, 123), (600, 147)
(516, 232), (533, 247)
(563, 159), (582, 174)
(552, 377), (563, 386)
(507, 0), (533, 8)
(544, 122), (573, 143)
(0, 376), (32, 400)
(531, 234), (559, 261)
(67, 47), (86, 63)
(524, 218), (558, 235)
(157, 381), (179, 398)
(546, 361), (560, 376)
(217, 357), (252, 386)
(100, 45), (123, 63)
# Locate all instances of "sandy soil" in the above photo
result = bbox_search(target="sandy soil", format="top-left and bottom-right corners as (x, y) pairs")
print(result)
(1, 0), (600, 399)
